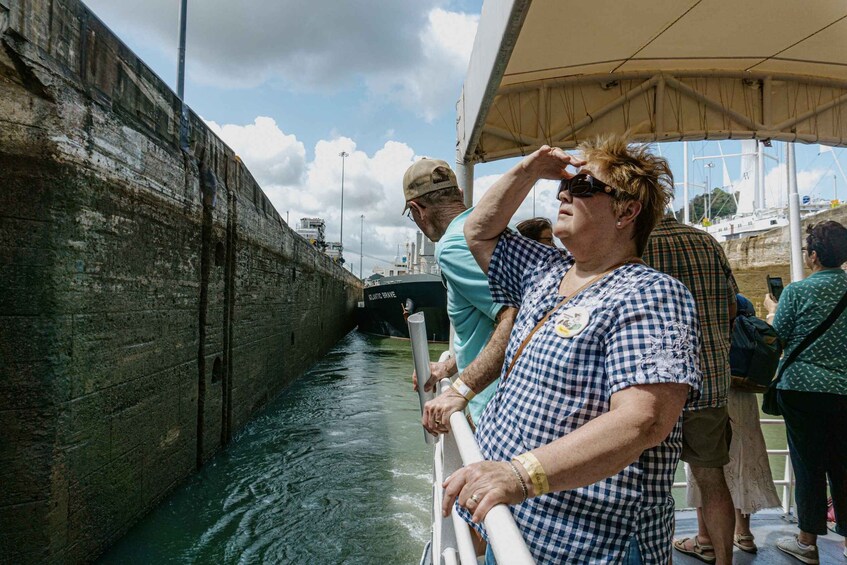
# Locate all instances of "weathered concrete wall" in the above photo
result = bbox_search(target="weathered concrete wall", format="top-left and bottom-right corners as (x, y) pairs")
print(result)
(722, 205), (847, 269)
(0, 1), (361, 562)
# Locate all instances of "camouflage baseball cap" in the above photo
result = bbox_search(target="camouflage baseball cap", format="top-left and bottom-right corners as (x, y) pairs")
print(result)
(402, 158), (459, 213)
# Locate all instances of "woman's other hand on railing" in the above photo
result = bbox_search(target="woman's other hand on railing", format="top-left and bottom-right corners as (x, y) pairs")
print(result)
(442, 461), (526, 523)
(422, 388), (468, 436)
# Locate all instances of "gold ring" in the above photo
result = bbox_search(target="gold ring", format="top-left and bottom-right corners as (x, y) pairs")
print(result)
(434, 419), (441, 425)
(470, 493), (480, 503)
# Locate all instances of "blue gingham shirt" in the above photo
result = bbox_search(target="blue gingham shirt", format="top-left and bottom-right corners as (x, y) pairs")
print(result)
(461, 231), (702, 564)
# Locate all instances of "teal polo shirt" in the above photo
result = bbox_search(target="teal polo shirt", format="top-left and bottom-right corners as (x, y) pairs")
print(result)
(773, 268), (847, 395)
(435, 208), (503, 423)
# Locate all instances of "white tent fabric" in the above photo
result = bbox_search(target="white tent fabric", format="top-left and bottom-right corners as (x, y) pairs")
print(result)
(457, 0), (847, 164)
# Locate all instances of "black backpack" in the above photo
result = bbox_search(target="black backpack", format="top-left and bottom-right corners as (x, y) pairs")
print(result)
(729, 314), (782, 393)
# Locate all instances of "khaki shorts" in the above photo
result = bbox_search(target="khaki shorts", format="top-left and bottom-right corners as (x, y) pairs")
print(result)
(681, 406), (731, 468)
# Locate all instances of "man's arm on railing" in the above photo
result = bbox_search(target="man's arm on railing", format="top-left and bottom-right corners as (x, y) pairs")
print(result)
(464, 147), (585, 273)
(442, 382), (689, 522)
(422, 307), (517, 435)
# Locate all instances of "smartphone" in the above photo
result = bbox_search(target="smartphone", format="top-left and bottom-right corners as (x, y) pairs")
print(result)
(767, 275), (784, 301)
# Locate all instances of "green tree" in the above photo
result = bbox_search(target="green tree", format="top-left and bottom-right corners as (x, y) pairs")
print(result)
(675, 187), (738, 224)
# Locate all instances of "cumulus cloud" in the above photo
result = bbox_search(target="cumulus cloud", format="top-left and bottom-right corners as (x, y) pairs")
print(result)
(762, 164), (828, 208)
(206, 117), (306, 187)
(204, 116), (426, 272)
(366, 8), (479, 121)
(84, 0), (477, 120)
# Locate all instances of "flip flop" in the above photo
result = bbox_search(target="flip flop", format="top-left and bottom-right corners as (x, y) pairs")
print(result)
(733, 533), (757, 554)
(673, 536), (716, 564)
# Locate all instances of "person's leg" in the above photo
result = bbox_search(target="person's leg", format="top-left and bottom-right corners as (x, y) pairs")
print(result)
(826, 393), (847, 552)
(623, 535), (643, 565)
(690, 466), (735, 564)
(733, 510), (757, 552)
(678, 407), (734, 565)
(778, 390), (829, 539)
(674, 508), (716, 558)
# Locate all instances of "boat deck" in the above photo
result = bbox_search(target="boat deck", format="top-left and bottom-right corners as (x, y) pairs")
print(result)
(674, 510), (845, 564)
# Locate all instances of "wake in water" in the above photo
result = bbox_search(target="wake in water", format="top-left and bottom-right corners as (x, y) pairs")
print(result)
(99, 333), (438, 564)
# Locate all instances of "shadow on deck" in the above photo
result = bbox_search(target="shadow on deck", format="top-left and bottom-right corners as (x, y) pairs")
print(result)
(674, 510), (845, 564)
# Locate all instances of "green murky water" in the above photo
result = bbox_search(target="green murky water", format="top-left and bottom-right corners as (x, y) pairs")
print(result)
(99, 333), (437, 564)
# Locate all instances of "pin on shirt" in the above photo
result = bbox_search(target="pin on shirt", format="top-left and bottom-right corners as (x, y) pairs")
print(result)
(554, 306), (591, 338)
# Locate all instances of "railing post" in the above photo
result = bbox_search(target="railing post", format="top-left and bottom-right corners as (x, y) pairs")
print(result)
(783, 452), (795, 516)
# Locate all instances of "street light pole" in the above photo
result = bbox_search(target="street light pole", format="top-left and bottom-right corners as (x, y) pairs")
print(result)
(339, 151), (348, 248)
(176, 0), (189, 148)
(359, 215), (364, 280)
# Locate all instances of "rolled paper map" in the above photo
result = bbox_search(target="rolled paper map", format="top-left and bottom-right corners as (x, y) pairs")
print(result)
(407, 312), (436, 445)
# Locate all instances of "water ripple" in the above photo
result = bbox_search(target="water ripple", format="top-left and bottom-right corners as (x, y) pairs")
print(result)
(99, 333), (439, 564)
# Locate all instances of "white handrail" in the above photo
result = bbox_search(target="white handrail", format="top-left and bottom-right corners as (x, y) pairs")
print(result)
(414, 340), (535, 564)
(671, 417), (795, 516)
(442, 378), (535, 565)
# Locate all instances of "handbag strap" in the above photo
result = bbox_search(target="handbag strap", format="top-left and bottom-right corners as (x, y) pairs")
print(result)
(774, 285), (847, 382)
(501, 258), (641, 381)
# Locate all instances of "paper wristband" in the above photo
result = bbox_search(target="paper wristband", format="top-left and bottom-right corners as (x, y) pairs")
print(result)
(514, 452), (550, 496)
(451, 378), (476, 401)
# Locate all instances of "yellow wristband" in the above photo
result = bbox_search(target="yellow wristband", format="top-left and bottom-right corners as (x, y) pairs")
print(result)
(450, 377), (476, 401)
(514, 452), (550, 497)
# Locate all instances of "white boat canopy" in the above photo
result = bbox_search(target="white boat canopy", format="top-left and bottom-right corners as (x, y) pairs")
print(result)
(457, 0), (847, 166)
(456, 0), (847, 281)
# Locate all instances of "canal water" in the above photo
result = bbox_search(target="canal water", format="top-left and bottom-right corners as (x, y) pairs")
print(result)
(100, 333), (439, 564)
(101, 268), (792, 564)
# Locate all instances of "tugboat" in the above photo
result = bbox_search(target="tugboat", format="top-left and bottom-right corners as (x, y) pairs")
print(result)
(357, 233), (450, 342)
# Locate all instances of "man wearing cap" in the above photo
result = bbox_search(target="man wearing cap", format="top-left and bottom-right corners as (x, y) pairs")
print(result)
(403, 158), (517, 436)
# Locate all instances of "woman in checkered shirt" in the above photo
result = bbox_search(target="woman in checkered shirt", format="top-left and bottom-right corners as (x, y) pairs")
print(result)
(442, 136), (702, 564)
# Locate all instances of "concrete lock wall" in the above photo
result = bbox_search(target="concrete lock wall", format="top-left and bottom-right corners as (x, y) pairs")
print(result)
(722, 205), (847, 270)
(0, 0), (361, 562)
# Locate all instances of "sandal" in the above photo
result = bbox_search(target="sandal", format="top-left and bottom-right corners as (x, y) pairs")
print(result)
(734, 533), (757, 554)
(673, 536), (716, 564)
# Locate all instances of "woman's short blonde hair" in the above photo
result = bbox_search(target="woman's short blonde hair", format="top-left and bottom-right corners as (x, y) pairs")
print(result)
(578, 135), (673, 255)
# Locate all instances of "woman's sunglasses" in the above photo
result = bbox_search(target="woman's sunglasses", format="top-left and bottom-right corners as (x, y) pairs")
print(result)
(557, 174), (622, 199)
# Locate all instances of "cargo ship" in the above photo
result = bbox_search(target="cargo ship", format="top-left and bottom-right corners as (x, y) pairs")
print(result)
(357, 233), (450, 342)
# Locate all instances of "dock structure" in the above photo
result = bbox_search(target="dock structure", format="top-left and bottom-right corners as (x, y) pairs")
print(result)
(0, 0), (360, 562)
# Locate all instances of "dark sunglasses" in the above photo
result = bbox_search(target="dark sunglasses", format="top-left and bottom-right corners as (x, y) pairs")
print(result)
(557, 173), (622, 199)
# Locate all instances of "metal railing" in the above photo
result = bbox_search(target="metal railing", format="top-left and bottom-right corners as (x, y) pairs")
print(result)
(427, 373), (535, 565)
(408, 311), (533, 565)
(671, 418), (795, 516)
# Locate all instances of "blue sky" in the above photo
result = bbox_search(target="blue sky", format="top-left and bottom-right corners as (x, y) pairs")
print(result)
(84, 0), (846, 275)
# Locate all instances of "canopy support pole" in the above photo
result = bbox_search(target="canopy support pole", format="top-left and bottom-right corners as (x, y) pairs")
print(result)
(787, 143), (804, 282)
(457, 161), (475, 208)
(683, 142), (690, 224)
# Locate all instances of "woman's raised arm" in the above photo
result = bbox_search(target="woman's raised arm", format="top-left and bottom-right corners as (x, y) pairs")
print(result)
(464, 146), (583, 273)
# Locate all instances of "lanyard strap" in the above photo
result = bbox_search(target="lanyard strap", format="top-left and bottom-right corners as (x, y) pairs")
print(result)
(502, 258), (642, 381)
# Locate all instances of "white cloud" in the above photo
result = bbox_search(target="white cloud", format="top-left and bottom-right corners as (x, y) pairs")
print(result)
(366, 8), (479, 121)
(205, 116), (426, 274)
(206, 117), (306, 187)
(762, 164), (828, 208)
(83, 0), (477, 121)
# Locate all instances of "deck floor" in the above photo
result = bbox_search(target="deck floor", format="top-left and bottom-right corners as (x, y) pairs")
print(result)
(673, 510), (845, 564)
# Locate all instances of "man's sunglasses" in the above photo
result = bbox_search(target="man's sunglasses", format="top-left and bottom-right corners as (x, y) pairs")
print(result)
(557, 174), (622, 199)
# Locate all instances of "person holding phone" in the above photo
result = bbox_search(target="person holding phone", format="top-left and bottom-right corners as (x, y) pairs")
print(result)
(764, 220), (847, 564)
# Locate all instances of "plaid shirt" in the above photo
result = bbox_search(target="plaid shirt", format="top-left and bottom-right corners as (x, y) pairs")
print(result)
(642, 217), (738, 409)
(459, 231), (701, 564)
